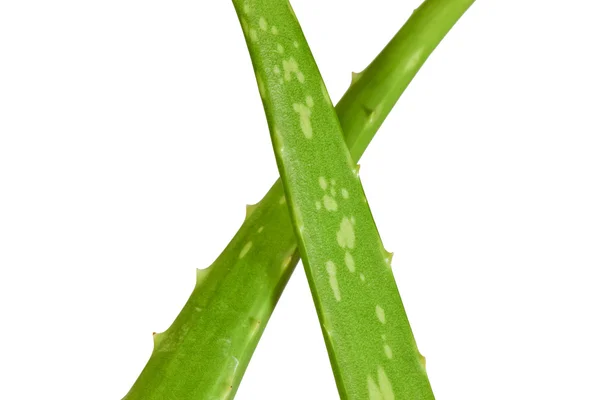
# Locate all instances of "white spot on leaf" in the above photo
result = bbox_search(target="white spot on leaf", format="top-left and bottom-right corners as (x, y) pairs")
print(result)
(344, 251), (355, 273)
(259, 17), (268, 31)
(336, 217), (355, 249)
(384, 344), (393, 359)
(283, 57), (304, 83)
(367, 367), (395, 400)
(376, 305), (386, 324)
(306, 95), (314, 108)
(323, 195), (337, 211)
(377, 366), (394, 399)
(249, 28), (258, 42)
(293, 102), (312, 139)
(319, 177), (328, 190)
(325, 261), (341, 301)
(239, 241), (253, 259)
(368, 376), (383, 400)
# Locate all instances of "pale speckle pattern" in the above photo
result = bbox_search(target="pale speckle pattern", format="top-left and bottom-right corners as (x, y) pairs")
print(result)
(293, 102), (313, 138)
(336, 216), (356, 249)
(195, 307), (202, 312)
(368, 376), (382, 400)
(258, 226), (264, 233)
(239, 241), (253, 259)
(344, 251), (355, 273)
(367, 367), (395, 400)
(283, 57), (304, 83)
(271, 26), (279, 35)
(330, 187), (337, 197)
(279, 196), (286, 204)
(376, 305), (386, 324)
(259, 17), (268, 31)
(277, 44), (284, 54)
(325, 261), (341, 301)
(249, 28), (258, 42)
(319, 177), (328, 190)
(293, 41), (299, 48)
(323, 195), (338, 211)
(341, 188), (349, 199)
(315, 201), (322, 210)
(360, 273), (366, 281)
(384, 344), (393, 359)
(305, 95), (314, 108)
(377, 367), (394, 399)
(273, 65), (281, 75)
(243, 2), (251, 14)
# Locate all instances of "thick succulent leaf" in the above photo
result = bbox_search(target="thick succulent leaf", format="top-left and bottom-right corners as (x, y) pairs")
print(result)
(123, 0), (474, 398)
(235, 0), (440, 398)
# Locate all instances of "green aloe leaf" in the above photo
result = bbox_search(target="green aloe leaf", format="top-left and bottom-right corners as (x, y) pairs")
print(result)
(123, 0), (474, 399)
(235, 0), (475, 398)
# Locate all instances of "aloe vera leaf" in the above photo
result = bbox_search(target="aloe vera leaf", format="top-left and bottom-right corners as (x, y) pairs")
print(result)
(122, 0), (473, 398)
(235, 0), (468, 398)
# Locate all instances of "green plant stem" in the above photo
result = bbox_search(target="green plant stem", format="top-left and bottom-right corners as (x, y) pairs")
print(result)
(123, 0), (474, 398)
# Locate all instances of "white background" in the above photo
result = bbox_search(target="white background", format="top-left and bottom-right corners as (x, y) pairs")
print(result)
(1, 0), (599, 399)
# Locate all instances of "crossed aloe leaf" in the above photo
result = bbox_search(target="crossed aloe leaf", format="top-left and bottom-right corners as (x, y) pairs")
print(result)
(123, 0), (474, 399)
